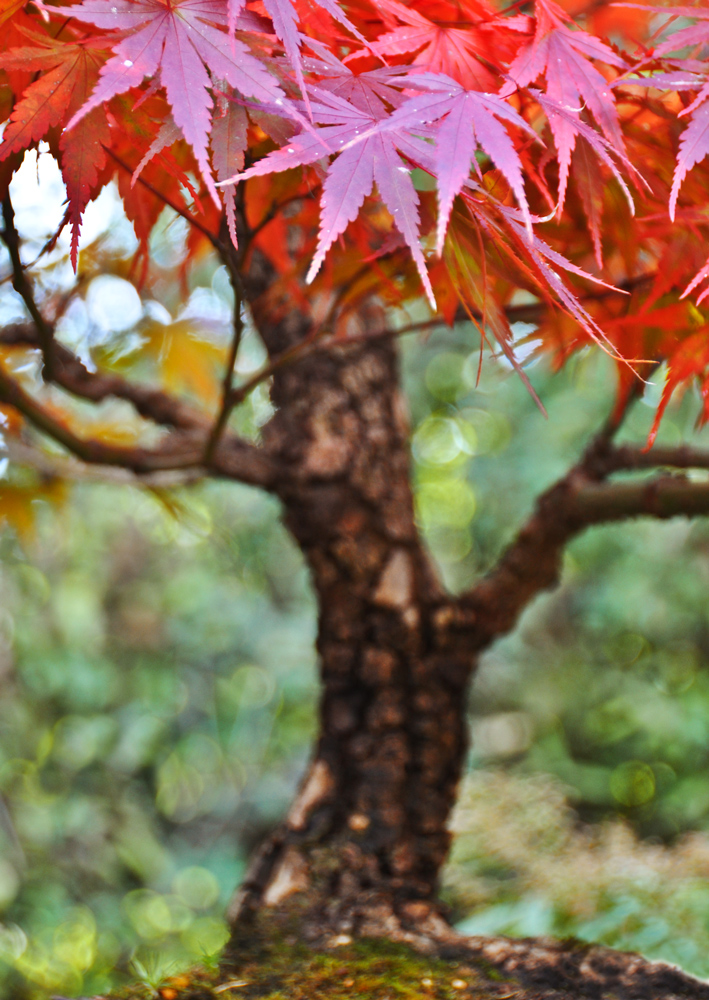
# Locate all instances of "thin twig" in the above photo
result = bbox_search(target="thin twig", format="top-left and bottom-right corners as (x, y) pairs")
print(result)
(225, 317), (449, 409)
(104, 147), (226, 253)
(204, 279), (245, 462)
(0, 363), (199, 472)
(1, 196), (55, 377)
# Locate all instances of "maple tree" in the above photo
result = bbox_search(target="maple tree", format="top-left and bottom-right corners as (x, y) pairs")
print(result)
(5, 0), (709, 992)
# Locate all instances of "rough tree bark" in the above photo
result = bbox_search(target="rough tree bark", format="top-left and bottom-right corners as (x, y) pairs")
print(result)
(229, 338), (475, 933)
(218, 236), (664, 942)
(226, 237), (473, 935)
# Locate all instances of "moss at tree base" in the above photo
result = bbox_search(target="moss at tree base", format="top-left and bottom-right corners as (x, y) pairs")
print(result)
(96, 910), (709, 1000)
(103, 933), (518, 1000)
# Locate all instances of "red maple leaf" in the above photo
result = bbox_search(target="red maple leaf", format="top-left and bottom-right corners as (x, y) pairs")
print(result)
(44, 0), (285, 207)
(0, 27), (110, 266)
(372, 0), (530, 91)
(0, 0), (25, 26)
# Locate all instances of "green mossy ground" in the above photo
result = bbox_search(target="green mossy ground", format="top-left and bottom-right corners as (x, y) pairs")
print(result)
(109, 933), (515, 1000)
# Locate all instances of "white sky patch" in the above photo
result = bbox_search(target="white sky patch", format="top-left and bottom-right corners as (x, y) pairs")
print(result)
(8, 147), (136, 260)
(179, 286), (232, 326)
(144, 300), (173, 325)
(9, 148), (67, 245)
(86, 275), (143, 335)
(641, 361), (668, 410)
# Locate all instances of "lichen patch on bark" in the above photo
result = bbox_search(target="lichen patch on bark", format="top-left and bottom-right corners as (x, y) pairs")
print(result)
(372, 549), (413, 609)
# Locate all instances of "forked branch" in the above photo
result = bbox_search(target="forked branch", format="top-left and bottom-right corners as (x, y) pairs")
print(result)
(0, 323), (208, 432)
(0, 234), (282, 489)
(458, 430), (709, 652)
(0, 361), (282, 487)
(0, 363), (199, 472)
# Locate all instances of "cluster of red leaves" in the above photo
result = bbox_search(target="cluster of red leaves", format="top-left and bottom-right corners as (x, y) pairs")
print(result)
(2, 0), (709, 432)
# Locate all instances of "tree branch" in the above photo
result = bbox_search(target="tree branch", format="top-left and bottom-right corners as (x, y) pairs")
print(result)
(0, 363), (200, 472)
(3, 436), (203, 487)
(0, 195), (287, 484)
(204, 268), (245, 463)
(1, 198), (55, 377)
(0, 323), (209, 431)
(0, 356), (283, 489)
(574, 474), (709, 520)
(104, 147), (225, 253)
(0, 324), (285, 487)
(604, 442), (709, 473)
(453, 434), (709, 654)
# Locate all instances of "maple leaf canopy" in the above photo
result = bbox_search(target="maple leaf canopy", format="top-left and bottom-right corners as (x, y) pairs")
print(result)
(3, 0), (709, 439)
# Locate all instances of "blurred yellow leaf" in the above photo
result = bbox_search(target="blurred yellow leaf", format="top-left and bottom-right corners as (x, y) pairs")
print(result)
(0, 480), (67, 543)
(72, 417), (143, 446)
(0, 402), (23, 434)
(143, 320), (225, 405)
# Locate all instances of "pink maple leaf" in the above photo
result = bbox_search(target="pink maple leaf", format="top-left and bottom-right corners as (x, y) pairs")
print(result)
(671, 100), (709, 220)
(652, 6), (709, 60)
(622, 6), (709, 295)
(494, 202), (626, 358)
(42, 0), (284, 207)
(211, 93), (249, 245)
(531, 89), (638, 268)
(303, 41), (412, 116)
(370, 73), (536, 254)
(227, 0), (367, 113)
(637, 7), (709, 220)
(510, 0), (626, 213)
(219, 85), (437, 308)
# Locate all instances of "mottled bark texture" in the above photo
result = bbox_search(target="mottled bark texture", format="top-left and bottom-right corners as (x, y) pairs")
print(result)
(230, 251), (475, 933)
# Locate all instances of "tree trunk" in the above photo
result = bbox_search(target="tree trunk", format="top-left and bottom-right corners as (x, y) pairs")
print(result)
(217, 307), (709, 999)
(228, 326), (477, 936)
(223, 241), (709, 1000)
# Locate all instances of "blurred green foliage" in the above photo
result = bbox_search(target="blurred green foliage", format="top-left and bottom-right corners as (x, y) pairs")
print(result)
(447, 770), (709, 979)
(0, 483), (317, 996)
(2, 324), (709, 995)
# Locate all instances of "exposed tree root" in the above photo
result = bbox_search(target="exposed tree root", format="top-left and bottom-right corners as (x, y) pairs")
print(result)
(77, 889), (709, 1000)
(222, 898), (709, 1000)
(444, 932), (709, 1000)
